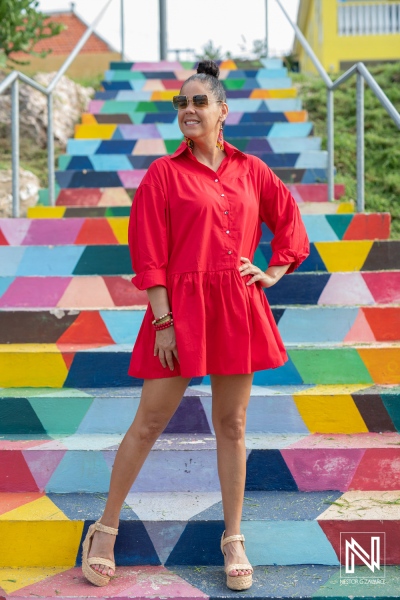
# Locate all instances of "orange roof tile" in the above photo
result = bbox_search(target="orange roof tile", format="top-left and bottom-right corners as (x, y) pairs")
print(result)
(10, 11), (114, 59)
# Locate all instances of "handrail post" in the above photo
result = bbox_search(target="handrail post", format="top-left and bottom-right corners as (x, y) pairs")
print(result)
(47, 92), (55, 206)
(356, 70), (365, 212)
(120, 0), (125, 61)
(11, 79), (20, 218)
(327, 88), (335, 202)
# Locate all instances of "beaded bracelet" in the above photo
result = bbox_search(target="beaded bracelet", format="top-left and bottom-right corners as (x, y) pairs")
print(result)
(154, 318), (174, 331)
(152, 311), (172, 325)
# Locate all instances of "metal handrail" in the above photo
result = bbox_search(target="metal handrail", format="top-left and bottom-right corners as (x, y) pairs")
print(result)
(275, 0), (400, 211)
(0, 0), (116, 216)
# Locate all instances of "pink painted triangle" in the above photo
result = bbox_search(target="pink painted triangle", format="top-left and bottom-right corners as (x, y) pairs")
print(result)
(22, 449), (67, 492)
(344, 309), (376, 343)
(0, 219), (30, 245)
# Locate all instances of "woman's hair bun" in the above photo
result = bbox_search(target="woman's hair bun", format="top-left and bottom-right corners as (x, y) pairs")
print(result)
(197, 60), (220, 79)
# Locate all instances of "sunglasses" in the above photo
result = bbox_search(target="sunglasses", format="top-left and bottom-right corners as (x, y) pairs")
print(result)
(172, 94), (223, 110)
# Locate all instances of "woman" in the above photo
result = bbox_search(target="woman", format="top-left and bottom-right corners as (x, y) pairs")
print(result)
(82, 60), (310, 591)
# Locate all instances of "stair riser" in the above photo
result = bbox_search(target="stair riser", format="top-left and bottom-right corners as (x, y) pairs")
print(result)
(74, 122), (312, 140)
(83, 110), (308, 125)
(2, 445), (400, 493)
(94, 89), (299, 100)
(0, 307), (398, 344)
(0, 390), (398, 436)
(102, 78), (294, 90)
(0, 272), (399, 310)
(58, 152), (328, 171)
(1, 518), (399, 569)
(0, 347), (399, 387)
(1, 243), (399, 276)
(0, 214), (391, 245)
(67, 136), (322, 154)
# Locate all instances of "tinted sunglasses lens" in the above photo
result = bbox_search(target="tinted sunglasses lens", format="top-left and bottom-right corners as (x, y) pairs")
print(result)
(172, 96), (188, 110)
(193, 95), (208, 107)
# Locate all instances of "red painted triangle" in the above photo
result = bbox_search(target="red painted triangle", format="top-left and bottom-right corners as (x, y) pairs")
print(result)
(60, 350), (76, 370)
(0, 229), (9, 245)
(57, 311), (114, 345)
(75, 219), (118, 245)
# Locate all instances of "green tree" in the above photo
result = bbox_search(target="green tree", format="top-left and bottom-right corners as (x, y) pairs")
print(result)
(0, 0), (64, 68)
(195, 40), (224, 62)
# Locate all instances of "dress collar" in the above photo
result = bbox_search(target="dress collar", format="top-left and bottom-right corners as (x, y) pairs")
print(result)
(169, 139), (246, 160)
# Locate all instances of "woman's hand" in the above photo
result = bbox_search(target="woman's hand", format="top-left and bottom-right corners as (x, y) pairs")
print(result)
(239, 257), (291, 288)
(154, 326), (180, 371)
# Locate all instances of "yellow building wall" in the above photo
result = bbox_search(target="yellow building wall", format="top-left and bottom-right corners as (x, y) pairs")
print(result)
(297, 0), (400, 74)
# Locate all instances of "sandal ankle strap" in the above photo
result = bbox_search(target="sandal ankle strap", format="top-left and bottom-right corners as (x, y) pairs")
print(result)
(220, 530), (245, 552)
(94, 520), (118, 536)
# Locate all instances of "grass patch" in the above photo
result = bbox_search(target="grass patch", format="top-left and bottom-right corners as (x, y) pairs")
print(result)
(292, 62), (400, 239)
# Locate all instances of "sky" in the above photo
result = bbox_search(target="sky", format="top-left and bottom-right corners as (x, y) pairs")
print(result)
(37, 0), (300, 62)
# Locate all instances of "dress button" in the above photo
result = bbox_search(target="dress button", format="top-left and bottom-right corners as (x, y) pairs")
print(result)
(215, 179), (219, 182)
(226, 230), (230, 234)
(224, 210), (229, 214)
(227, 250), (232, 255)
(221, 194), (225, 197)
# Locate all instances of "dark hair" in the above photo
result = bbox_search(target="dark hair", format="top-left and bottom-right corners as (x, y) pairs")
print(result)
(181, 60), (227, 104)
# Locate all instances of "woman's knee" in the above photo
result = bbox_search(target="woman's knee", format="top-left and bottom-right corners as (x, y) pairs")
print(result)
(213, 413), (246, 441)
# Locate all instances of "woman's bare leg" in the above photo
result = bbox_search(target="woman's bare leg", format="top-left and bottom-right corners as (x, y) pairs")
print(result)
(88, 375), (191, 575)
(211, 372), (254, 578)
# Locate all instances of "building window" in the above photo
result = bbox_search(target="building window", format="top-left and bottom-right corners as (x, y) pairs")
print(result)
(338, 1), (400, 35)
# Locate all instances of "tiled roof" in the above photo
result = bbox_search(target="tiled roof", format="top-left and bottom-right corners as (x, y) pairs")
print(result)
(11, 11), (114, 59)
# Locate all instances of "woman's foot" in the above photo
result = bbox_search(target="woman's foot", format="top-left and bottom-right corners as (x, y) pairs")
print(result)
(88, 528), (116, 577)
(223, 537), (252, 576)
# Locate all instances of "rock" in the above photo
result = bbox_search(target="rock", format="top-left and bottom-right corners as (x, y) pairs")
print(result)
(0, 71), (94, 148)
(0, 167), (40, 217)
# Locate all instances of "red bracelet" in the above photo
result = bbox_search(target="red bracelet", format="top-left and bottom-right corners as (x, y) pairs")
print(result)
(152, 311), (173, 325)
(154, 319), (174, 331)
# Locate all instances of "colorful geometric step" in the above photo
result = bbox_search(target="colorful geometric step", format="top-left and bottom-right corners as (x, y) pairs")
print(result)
(74, 122), (312, 140)
(81, 109), (309, 126)
(1, 242), (399, 276)
(57, 151), (328, 171)
(1, 306), (399, 345)
(0, 385), (399, 436)
(0, 271), (398, 309)
(93, 88), (298, 100)
(104, 67), (290, 80)
(108, 58), (285, 70)
(1, 432), (400, 492)
(66, 136), (323, 155)
(100, 77), (294, 90)
(0, 344), (398, 387)
(1, 214), (390, 246)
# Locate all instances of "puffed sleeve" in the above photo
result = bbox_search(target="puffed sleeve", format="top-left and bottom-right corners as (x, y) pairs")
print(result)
(259, 162), (310, 275)
(128, 181), (168, 290)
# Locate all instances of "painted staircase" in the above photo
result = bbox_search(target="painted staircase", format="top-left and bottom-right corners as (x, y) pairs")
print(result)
(0, 58), (399, 599)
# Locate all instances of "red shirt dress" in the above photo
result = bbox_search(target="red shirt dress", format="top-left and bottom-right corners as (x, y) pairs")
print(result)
(127, 140), (310, 379)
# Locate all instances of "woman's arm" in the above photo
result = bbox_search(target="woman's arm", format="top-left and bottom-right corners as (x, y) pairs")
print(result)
(147, 285), (171, 319)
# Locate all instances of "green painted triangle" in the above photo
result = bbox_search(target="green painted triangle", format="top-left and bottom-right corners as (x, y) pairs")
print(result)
(58, 155), (70, 170)
(130, 112), (145, 124)
(325, 214), (353, 240)
(181, 61), (193, 69)
(136, 101), (157, 113)
(38, 184), (61, 206)
(230, 138), (248, 151)
(29, 396), (93, 435)
(164, 139), (182, 153)
(224, 79), (245, 90)
(253, 247), (268, 271)
(105, 207), (130, 216)
(288, 348), (373, 384)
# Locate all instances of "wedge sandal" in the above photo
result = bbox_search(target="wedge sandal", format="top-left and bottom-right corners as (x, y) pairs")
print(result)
(220, 530), (253, 591)
(82, 520), (118, 587)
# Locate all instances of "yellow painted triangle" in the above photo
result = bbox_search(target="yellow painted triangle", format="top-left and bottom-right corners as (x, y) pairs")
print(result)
(74, 124), (116, 139)
(81, 113), (97, 125)
(220, 60), (237, 70)
(108, 217), (129, 244)
(0, 567), (70, 593)
(0, 496), (69, 521)
(293, 394), (369, 434)
(315, 241), (373, 272)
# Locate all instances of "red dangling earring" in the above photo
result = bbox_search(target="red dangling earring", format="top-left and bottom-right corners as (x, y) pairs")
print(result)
(184, 136), (194, 151)
(216, 123), (224, 151)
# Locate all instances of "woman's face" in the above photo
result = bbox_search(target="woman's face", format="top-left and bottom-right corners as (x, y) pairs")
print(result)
(178, 80), (228, 145)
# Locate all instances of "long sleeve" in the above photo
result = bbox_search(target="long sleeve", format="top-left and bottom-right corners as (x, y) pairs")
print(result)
(258, 162), (310, 275)
(128, 181), (168, 290)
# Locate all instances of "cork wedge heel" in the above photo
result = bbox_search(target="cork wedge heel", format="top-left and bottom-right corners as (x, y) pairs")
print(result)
(220, 530), (253, 591)
(82, 520), (119, 587)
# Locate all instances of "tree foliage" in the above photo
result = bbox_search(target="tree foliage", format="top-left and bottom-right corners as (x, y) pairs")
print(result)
(0, 0), (64, 68)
